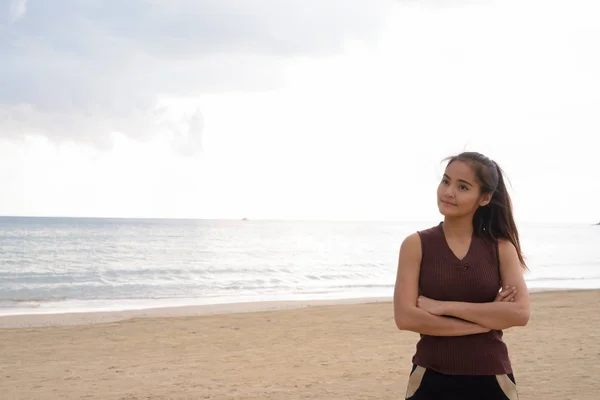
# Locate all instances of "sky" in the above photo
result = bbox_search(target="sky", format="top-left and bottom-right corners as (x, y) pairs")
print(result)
(1, 0), (599, 223)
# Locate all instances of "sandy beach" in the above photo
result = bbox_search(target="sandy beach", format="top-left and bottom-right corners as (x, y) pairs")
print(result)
(1, 290), (599, 400)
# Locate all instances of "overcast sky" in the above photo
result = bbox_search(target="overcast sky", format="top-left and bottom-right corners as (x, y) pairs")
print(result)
(1, 0), (599, 223)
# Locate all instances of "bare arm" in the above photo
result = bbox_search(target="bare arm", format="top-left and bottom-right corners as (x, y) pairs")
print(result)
(427, 240), (530, 331)
(393, 233), (491, 336)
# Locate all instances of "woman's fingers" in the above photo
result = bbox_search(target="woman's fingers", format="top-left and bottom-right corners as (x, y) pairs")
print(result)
(495, 287), (508, 301)
(502, 286), (517, 302)
(497, 286), (517, 302)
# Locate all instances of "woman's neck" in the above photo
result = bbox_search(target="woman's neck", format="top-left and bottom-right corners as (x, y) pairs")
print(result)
(442, 216), (474, 239)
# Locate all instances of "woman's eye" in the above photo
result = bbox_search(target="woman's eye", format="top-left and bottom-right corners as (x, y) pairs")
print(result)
(459, 185), (469, 191)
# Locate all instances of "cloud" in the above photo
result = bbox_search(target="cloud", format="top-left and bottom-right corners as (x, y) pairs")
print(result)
(8, 0), (27, 22)
(170, 110), (204, 157)
(0, 0), (391, 150)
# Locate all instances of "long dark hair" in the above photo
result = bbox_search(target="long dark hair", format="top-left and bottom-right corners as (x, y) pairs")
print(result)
(444, 152), (527, 269)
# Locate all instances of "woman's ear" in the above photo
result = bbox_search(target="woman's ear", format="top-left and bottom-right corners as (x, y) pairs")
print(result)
(479, 192), (492, 207)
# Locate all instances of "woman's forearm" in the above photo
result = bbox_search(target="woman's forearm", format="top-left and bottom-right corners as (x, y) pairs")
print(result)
(442, 301), (529, 330)
(396, 307), (491, 336)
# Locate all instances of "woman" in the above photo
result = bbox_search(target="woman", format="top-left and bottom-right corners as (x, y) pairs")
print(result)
(393, 151), (530, 400)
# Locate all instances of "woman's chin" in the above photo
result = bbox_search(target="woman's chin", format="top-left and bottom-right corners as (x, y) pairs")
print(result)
(438, 204), (461, 217)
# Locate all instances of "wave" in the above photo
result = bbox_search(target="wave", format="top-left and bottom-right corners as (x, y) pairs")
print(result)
(0, 296), (69, 308)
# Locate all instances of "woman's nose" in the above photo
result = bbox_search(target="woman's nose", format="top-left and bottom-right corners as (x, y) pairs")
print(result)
(444, 186), (455, 198)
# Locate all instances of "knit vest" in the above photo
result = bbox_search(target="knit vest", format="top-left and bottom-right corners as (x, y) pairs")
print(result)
(411, 222), (512, 375)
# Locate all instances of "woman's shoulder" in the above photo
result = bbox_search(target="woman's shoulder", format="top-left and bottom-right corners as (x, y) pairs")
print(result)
(416, 222), (443, 239)
(400, 223), (442, 252)
(496, 238), (518, 255)
(399, 232), (422, 263)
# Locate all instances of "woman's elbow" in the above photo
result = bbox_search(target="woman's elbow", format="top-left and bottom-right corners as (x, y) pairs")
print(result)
(394, 309), (416, 331)
(515, 308), (530, 327)
(395, 315), (410, 331)
(507, 306), (530, 328)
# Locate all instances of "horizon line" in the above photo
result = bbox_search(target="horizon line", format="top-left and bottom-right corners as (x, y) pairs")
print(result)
(0, 215), (596, 225)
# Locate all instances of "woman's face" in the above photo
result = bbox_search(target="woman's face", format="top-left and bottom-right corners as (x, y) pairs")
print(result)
(437, 160), (491, 218)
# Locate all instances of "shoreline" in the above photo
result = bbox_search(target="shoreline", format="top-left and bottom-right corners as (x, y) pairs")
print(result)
(0, 287), (593, 329)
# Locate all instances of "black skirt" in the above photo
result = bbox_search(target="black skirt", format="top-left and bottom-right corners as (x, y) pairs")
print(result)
(405, 364), (519, 400)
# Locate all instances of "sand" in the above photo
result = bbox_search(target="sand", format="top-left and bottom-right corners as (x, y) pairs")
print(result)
(1, 290), (599, 400)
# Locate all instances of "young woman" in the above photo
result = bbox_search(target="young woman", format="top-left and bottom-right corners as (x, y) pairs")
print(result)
(393, 151), (530, 400)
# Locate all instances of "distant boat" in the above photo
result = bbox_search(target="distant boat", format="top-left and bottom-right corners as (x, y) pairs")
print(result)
(242, 217), (248, 221)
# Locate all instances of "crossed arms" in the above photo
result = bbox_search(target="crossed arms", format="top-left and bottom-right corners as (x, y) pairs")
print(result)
(393, 233), (530, 337)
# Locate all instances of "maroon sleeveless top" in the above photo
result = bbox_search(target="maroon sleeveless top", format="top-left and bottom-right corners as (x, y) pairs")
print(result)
(411, 222), (512, 375)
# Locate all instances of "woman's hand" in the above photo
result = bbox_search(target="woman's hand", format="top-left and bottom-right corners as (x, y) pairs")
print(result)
(495, 285), (517, 302)
(417, 296), (446, 316)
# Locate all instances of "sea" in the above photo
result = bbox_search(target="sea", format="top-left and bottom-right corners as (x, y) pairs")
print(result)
(1, 217), (599, 316)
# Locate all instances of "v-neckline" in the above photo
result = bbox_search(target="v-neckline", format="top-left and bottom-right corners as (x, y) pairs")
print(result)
(439, 222), (475, 264)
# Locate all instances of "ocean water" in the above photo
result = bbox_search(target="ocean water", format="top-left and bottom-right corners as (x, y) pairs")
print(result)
(1, 217), (599, 316)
